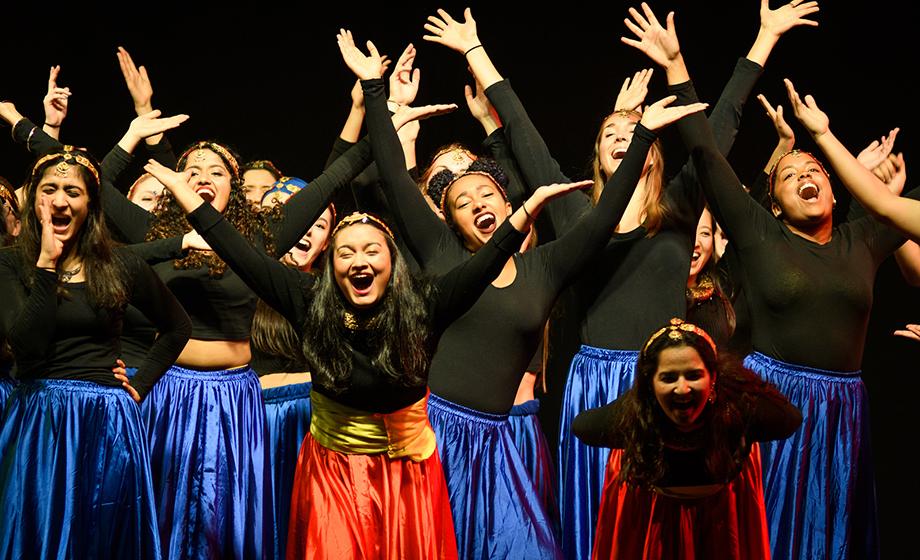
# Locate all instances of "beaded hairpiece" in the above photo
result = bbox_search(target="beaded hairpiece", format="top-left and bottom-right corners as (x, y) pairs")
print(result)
(262, 176), (307, 200)
(30, 145), (100, 186)
(332, 212), (395, 240)
(243, 159), (283, 179)
(767, 149), (830, 194)
(178, 141), (240, 180)
(642, 318), (718, 358)
(0, 181), (18, 216)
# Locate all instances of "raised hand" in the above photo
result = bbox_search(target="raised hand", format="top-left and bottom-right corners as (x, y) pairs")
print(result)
(119, 109), (189, 154)
(391, 103), (458, 131)
(117, 46), (154, 114)
(857, 128), (899, 171)
(878, 153), (907, 195)
(615, 68), (654, 113)
(639, 95), (708, 132)
(784, 78), (828, 137)
(144, 159), (191, 195)
(423, 8), (481, 54)
(760, 0), (820, 39)
(43, 65), (71, 130)
(757, 94), (795, 145)
(182, 230), (214, 252)
(37, 197), (63, 268)
(389, 44), (420, 106)
(533, 180), (595, 205)
(894, 323), (920, 342)
(350, 57), (392, 110)
(113, 359), (141, 402)
(336, 29), (386, 81)
(621, 3), (681, 70)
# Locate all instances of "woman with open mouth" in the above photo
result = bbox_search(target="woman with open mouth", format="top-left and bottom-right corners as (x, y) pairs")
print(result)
(0, 146), (191, 559)
(422, 3), (819, 556)
(340, 23), (707, 558)
(573, 319), (801, 559)
(688, 79), (919, 560)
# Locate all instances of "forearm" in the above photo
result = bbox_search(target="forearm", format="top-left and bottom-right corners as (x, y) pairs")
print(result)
(340, 104), (365, 144)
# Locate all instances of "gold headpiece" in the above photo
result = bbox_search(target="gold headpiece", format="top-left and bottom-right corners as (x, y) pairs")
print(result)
(332, 212), (395, 240)
(767, 149), (830, 194)
(0, 182), (18, 216)
(30, 146), (100, 186)
(642, 318), (717, 358)
(179, 141), (240, 180)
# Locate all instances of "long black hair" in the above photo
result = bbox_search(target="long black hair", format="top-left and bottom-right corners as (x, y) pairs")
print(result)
(300, 221), (433, 393)
(17, 148), (128, 309)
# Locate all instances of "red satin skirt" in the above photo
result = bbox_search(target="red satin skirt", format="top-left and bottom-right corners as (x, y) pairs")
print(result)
(592, 444), (770, 560)
(285, 433), (459, 560)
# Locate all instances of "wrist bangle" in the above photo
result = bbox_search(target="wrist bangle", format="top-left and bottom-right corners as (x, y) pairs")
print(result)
(464, 44), (483, 57)
(26, 126), (37, 151)
(43, 122), (60, 128)
(522, 203), (533, 220)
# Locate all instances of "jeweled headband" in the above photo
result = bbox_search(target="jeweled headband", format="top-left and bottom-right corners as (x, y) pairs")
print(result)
(244, 159), (283, 179)
(767, 149), (830, 194)
(263, 176), (307, 200)
(331, 212), (395, 240)
(29, 145), (101, 186)
(178, 141), (240, 180)
(642, 318), (718, 358)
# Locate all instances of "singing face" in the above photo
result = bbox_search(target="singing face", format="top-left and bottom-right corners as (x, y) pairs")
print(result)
(770, 152), (834, 226)
(184, 149), (233, 213)
(242, 168), (278, 207)
(689, 208), (715, 280)
(652, 345), (713, 431)
(34, 163), (90, 248)
(446, 174), (512, 252)
(332, 223), (393, 308)
(283, 207), (333, 271)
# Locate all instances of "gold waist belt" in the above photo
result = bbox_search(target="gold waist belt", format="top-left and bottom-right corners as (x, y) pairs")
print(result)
(310, 389), (436, 462)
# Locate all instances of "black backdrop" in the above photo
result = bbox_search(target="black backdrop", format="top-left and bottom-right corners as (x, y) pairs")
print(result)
(2, 1), (917, 552)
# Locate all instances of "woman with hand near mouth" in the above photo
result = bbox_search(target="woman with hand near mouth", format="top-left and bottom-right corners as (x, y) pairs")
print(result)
(144, 105), (540, 556)
(688, 79), (919, 559)
(338, 27), (708, 559)
(574, 319), (800, 559)
(422, 3), (818, 556)
(0, 147), (191, 559)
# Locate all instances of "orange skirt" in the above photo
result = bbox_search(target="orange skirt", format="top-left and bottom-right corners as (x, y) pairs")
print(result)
(592, 444), (770, 560)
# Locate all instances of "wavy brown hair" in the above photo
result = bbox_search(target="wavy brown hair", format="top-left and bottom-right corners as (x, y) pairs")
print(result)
(145, 143), (275, 276)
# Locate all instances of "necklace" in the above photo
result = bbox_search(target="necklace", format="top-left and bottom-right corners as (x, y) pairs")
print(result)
(686, 272), (715, 303)
(59, 263), (82, 282)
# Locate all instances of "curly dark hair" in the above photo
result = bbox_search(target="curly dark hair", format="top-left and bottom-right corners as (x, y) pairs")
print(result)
(17, 149), (128, 309)
(434, 157), (510, 227)
(146, 142), (275, 276)
(615, 322), (785, 488)
(300, 223), (433, 393)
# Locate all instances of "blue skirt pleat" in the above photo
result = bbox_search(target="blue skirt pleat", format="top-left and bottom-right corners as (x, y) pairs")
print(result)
(262, 382), (312, 560)
(142, 365), (272, 560)
(508, 399), (559, 534)
(428, 393), (562, 560)
(0, 377), (14, 409)
(557, 346), (639, 560)
(744, 352), (878, 560)
(0, 379), (161, 560)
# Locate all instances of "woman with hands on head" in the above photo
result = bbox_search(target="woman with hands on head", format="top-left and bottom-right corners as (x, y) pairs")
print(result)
(423, 3), (817, 557)
(143, 69), (539, 555)
(0, 147), (190, 559)
(339, 26), (708, 559)
(688, 77), (918, 559)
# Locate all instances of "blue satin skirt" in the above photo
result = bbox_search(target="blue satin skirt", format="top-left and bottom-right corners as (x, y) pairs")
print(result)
(744, 352), (878, 560)
(557, 346), (638, 560)
(142, 365), (272, 560)
(428, 393), (562, 559)
(0, 376), (14, 407)
(508, 399), (559, 534)
(0, 379), (161, 559)
(262, 382), (312, 560)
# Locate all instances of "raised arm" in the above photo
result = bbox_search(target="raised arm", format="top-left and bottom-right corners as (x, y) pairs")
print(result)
(42, 65), (71, 140)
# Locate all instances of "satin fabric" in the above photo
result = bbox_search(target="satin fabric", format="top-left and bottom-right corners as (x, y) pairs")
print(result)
(286, 400), (458, 559)
(508, 399), (560, 534)
(264, 382), (312, 560)
(744, 352), (878, 560)
(428, 393), (562, 560)
(0, 376), (14, 406)
(592, 445), (770, 559)
(558, 346), (639, 560)
(0, 380), (161, 559)
(142, 365), (272, 560)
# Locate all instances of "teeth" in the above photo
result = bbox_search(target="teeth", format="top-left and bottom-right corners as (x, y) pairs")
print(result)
(474, 213), (495, 228)
(798, 182), (819, 200)
(692, 251), (700, 260)
(612, 148), (627, 159)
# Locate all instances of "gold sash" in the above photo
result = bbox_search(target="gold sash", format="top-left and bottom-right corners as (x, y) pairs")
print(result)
(310, 390), (437, 462)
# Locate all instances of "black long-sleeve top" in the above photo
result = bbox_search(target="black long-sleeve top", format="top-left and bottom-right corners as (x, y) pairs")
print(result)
(572, 382), (801, 486)
(0, 247), (191, 399)
(487, 59), (762, 350)
(691, 131), (918, 371)
(187, 201), (526, 413)
(13, 119), (370, 341)
(363, 77), (655, 412)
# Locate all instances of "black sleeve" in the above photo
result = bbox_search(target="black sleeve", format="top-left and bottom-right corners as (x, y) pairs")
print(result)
(101, 143), (134, 188)
(431, 219), (526, 333)
(146, 135), (178, 170)
(743, 388), (803, 442)
(748, 170), (771, 210)
(0, 258), (59, 368)
(572, 398), (627, 448)
(482, 128), (529, 209)
(120, 251), (191, 399)
(324, 137), (356, 170)
(101, 174), (153, 244)
(12, 118), (61, 157)
(361, 78), (467, 270)
(533, 124), (656, 289)
(268, 138), (372, 256)
(188, 202), (314, 329)
(123, 236), (185, 265)
(485, 80), (589, 236)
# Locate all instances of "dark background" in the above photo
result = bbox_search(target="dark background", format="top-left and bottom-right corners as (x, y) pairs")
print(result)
(2, 1), (916, 552)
